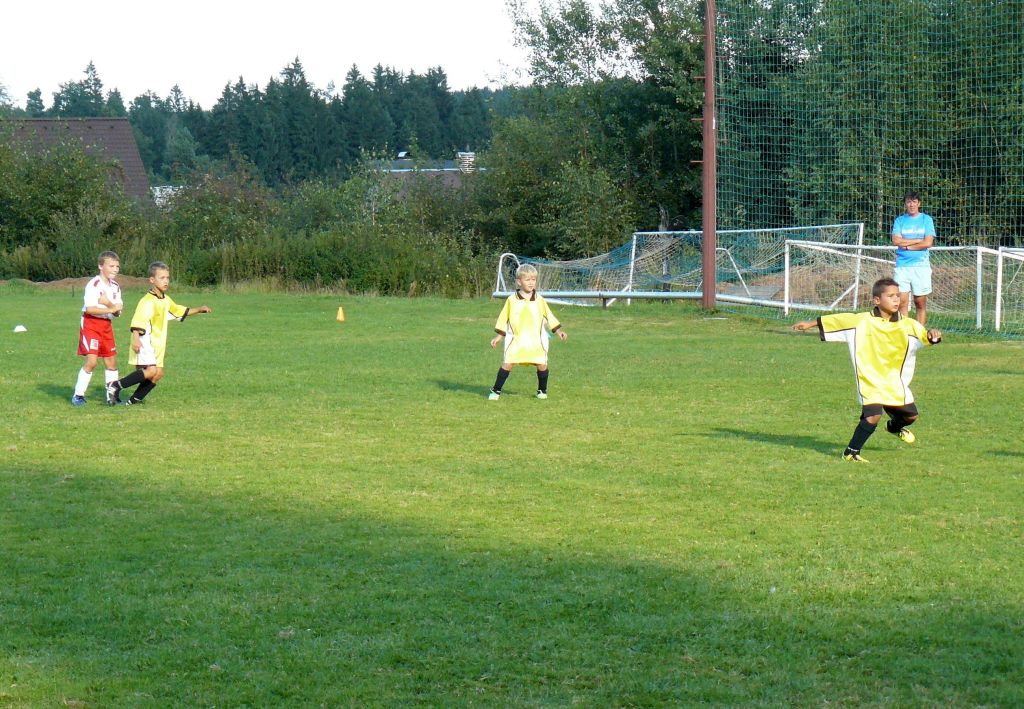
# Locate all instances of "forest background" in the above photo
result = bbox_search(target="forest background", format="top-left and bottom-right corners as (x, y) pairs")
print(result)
(2, 0), (1021, 292)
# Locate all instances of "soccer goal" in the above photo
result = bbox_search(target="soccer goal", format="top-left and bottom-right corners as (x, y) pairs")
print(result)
(494, 223), (864, 307)
(785, 241), (1024, 335)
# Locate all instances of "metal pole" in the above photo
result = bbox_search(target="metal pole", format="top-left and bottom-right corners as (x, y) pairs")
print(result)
(995, 249), (1004, 331)
(976, 247), (983, 329)
(783, 241), (791, 316)
(852, 222), (865, 309)
(626, 233), (638, 306)
(701, 0), (717, 310)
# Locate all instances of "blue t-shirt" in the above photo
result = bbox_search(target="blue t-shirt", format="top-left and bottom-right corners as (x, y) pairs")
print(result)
(892, 213), (936, 267)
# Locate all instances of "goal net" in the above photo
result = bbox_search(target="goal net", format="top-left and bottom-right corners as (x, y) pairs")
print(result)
(786, 242), (1024, 336)
(494, 223), (863, 306)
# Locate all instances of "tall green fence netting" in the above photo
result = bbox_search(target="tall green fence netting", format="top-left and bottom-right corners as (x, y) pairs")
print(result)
(713, 0), (1024, 334)
(715, 0), (1024, 247)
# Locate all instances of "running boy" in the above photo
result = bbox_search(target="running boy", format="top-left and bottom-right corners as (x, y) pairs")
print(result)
(488, 263), (568, 400)
(791, 277), (942, 462)
(72, 251), (124, 406)
(106, 261), (211, 406)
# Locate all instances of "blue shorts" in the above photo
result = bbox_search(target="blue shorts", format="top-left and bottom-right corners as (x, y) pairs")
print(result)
(893, 265), (932, 296)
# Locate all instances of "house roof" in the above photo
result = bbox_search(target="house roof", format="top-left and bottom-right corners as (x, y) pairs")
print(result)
(6, 118), (151, 200)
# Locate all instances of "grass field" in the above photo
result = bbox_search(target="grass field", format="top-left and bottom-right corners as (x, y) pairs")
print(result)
(1, 283), (1022, 707)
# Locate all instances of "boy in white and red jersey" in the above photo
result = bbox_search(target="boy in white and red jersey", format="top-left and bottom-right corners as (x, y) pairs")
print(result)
(71, 251), (124, 406)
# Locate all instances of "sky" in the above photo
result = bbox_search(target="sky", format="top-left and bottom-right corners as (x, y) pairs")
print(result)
(1, 0), (534, 110)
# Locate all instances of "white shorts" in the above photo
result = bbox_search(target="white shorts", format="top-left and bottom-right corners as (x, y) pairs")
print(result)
(134, 334), (159, 367)
(893, 266), (932, 296)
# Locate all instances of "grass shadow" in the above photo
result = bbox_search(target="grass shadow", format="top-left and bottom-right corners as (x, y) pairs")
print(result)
(3, 461), (1019, 706)
(711, 426), (837, 455)
(432, 378), (488, 396)
(36, 382), (71, 401)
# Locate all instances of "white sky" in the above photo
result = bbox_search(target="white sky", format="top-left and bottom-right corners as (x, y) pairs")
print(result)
(1, 0), (533, 109)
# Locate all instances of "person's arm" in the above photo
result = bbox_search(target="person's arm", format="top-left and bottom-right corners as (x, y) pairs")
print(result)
(491, 299), (511, 347)
(896, 235), (934, 251)
(96, 291), (124, 316)
(130, 327), (144, 353)
(83, 303), (120, 317)
(184, 305), (212, 317)
(791, 320), (818, 332)
(541, 298), (567, 341)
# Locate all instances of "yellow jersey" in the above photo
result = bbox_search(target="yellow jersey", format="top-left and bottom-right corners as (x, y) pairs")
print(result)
(128, 290), (191, 367)
(494, 291), (562, 365)
(818, 308), (934, 406)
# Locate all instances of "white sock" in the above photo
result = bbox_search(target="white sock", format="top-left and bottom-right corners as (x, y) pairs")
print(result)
(74, 368), (93, 397)
(105, 369), (119, 385)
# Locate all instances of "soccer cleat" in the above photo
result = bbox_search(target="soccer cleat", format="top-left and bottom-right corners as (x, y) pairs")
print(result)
(487, 391), (501, 401)
(105, 381), (121, 406)
(842, 452), (870, 463)
(71, 395), (87, 407)
(891, 428), (916, 444)
(536, 390), (548, 399)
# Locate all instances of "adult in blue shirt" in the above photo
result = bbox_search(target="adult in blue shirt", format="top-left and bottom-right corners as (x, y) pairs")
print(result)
(891, 191), (936, 325)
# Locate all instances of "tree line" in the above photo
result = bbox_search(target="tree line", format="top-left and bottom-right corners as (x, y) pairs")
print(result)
(7, 60), (497, 187)
(4, 0), (1017, 291)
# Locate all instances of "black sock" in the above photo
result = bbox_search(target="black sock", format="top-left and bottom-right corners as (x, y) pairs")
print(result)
(131, 380), (156, 402)
(491, 368), (511, 393)
(846, 419), (877, 454)
(887, 416), (913, 433)
(537, 369), (549, 393)
(116, 369), (146, 391)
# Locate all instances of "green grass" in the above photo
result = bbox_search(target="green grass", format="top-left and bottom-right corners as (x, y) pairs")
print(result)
(2, 285), (1022, 707)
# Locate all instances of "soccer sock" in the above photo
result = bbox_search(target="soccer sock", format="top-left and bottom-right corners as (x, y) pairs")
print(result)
(74, 368), (92, 397)
(116, 369), (147, 392)
(537, 368), (549, 393)
(492, 368), (511, 393)
(886, 415), (914, 433)
(105, 369), (119, 385)
(845, 419), (878, 454)
(131, 380), (156, 403)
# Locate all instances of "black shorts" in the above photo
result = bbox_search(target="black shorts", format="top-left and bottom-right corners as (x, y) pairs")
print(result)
(861, 403), (919, 419)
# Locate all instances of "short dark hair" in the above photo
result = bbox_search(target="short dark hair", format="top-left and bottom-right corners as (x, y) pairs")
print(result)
(148, 261), (170, 277)
(98, 250), (119, 265)
(872, 277), (899, 297)
(903, 190), (921, 202)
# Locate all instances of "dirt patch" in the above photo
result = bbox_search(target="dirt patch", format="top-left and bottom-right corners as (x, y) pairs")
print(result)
(0, 275), (151, 290)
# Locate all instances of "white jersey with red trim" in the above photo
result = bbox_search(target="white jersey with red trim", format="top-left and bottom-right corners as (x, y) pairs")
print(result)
(81, 276), (122, 322)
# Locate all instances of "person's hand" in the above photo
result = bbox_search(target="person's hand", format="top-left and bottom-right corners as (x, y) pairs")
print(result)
(131, 339), (141, 353)
(196, 305), (212, 314)
(927, 328), (942, 343)
(557, 330), (568, 342)
(791, 321), (814, 332)
(490, 334), (502, 348)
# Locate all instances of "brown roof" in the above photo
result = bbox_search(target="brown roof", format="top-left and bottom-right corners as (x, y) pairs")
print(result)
(6, 118), (151, 200)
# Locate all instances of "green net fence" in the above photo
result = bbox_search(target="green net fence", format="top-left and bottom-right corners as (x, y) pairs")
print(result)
(715, 0), (1024, 248)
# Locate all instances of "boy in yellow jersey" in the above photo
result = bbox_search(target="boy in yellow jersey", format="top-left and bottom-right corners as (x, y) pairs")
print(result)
(792, 278), (942, 462)
(105, 261), (211, 406)
(488, 263), (568, 400)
